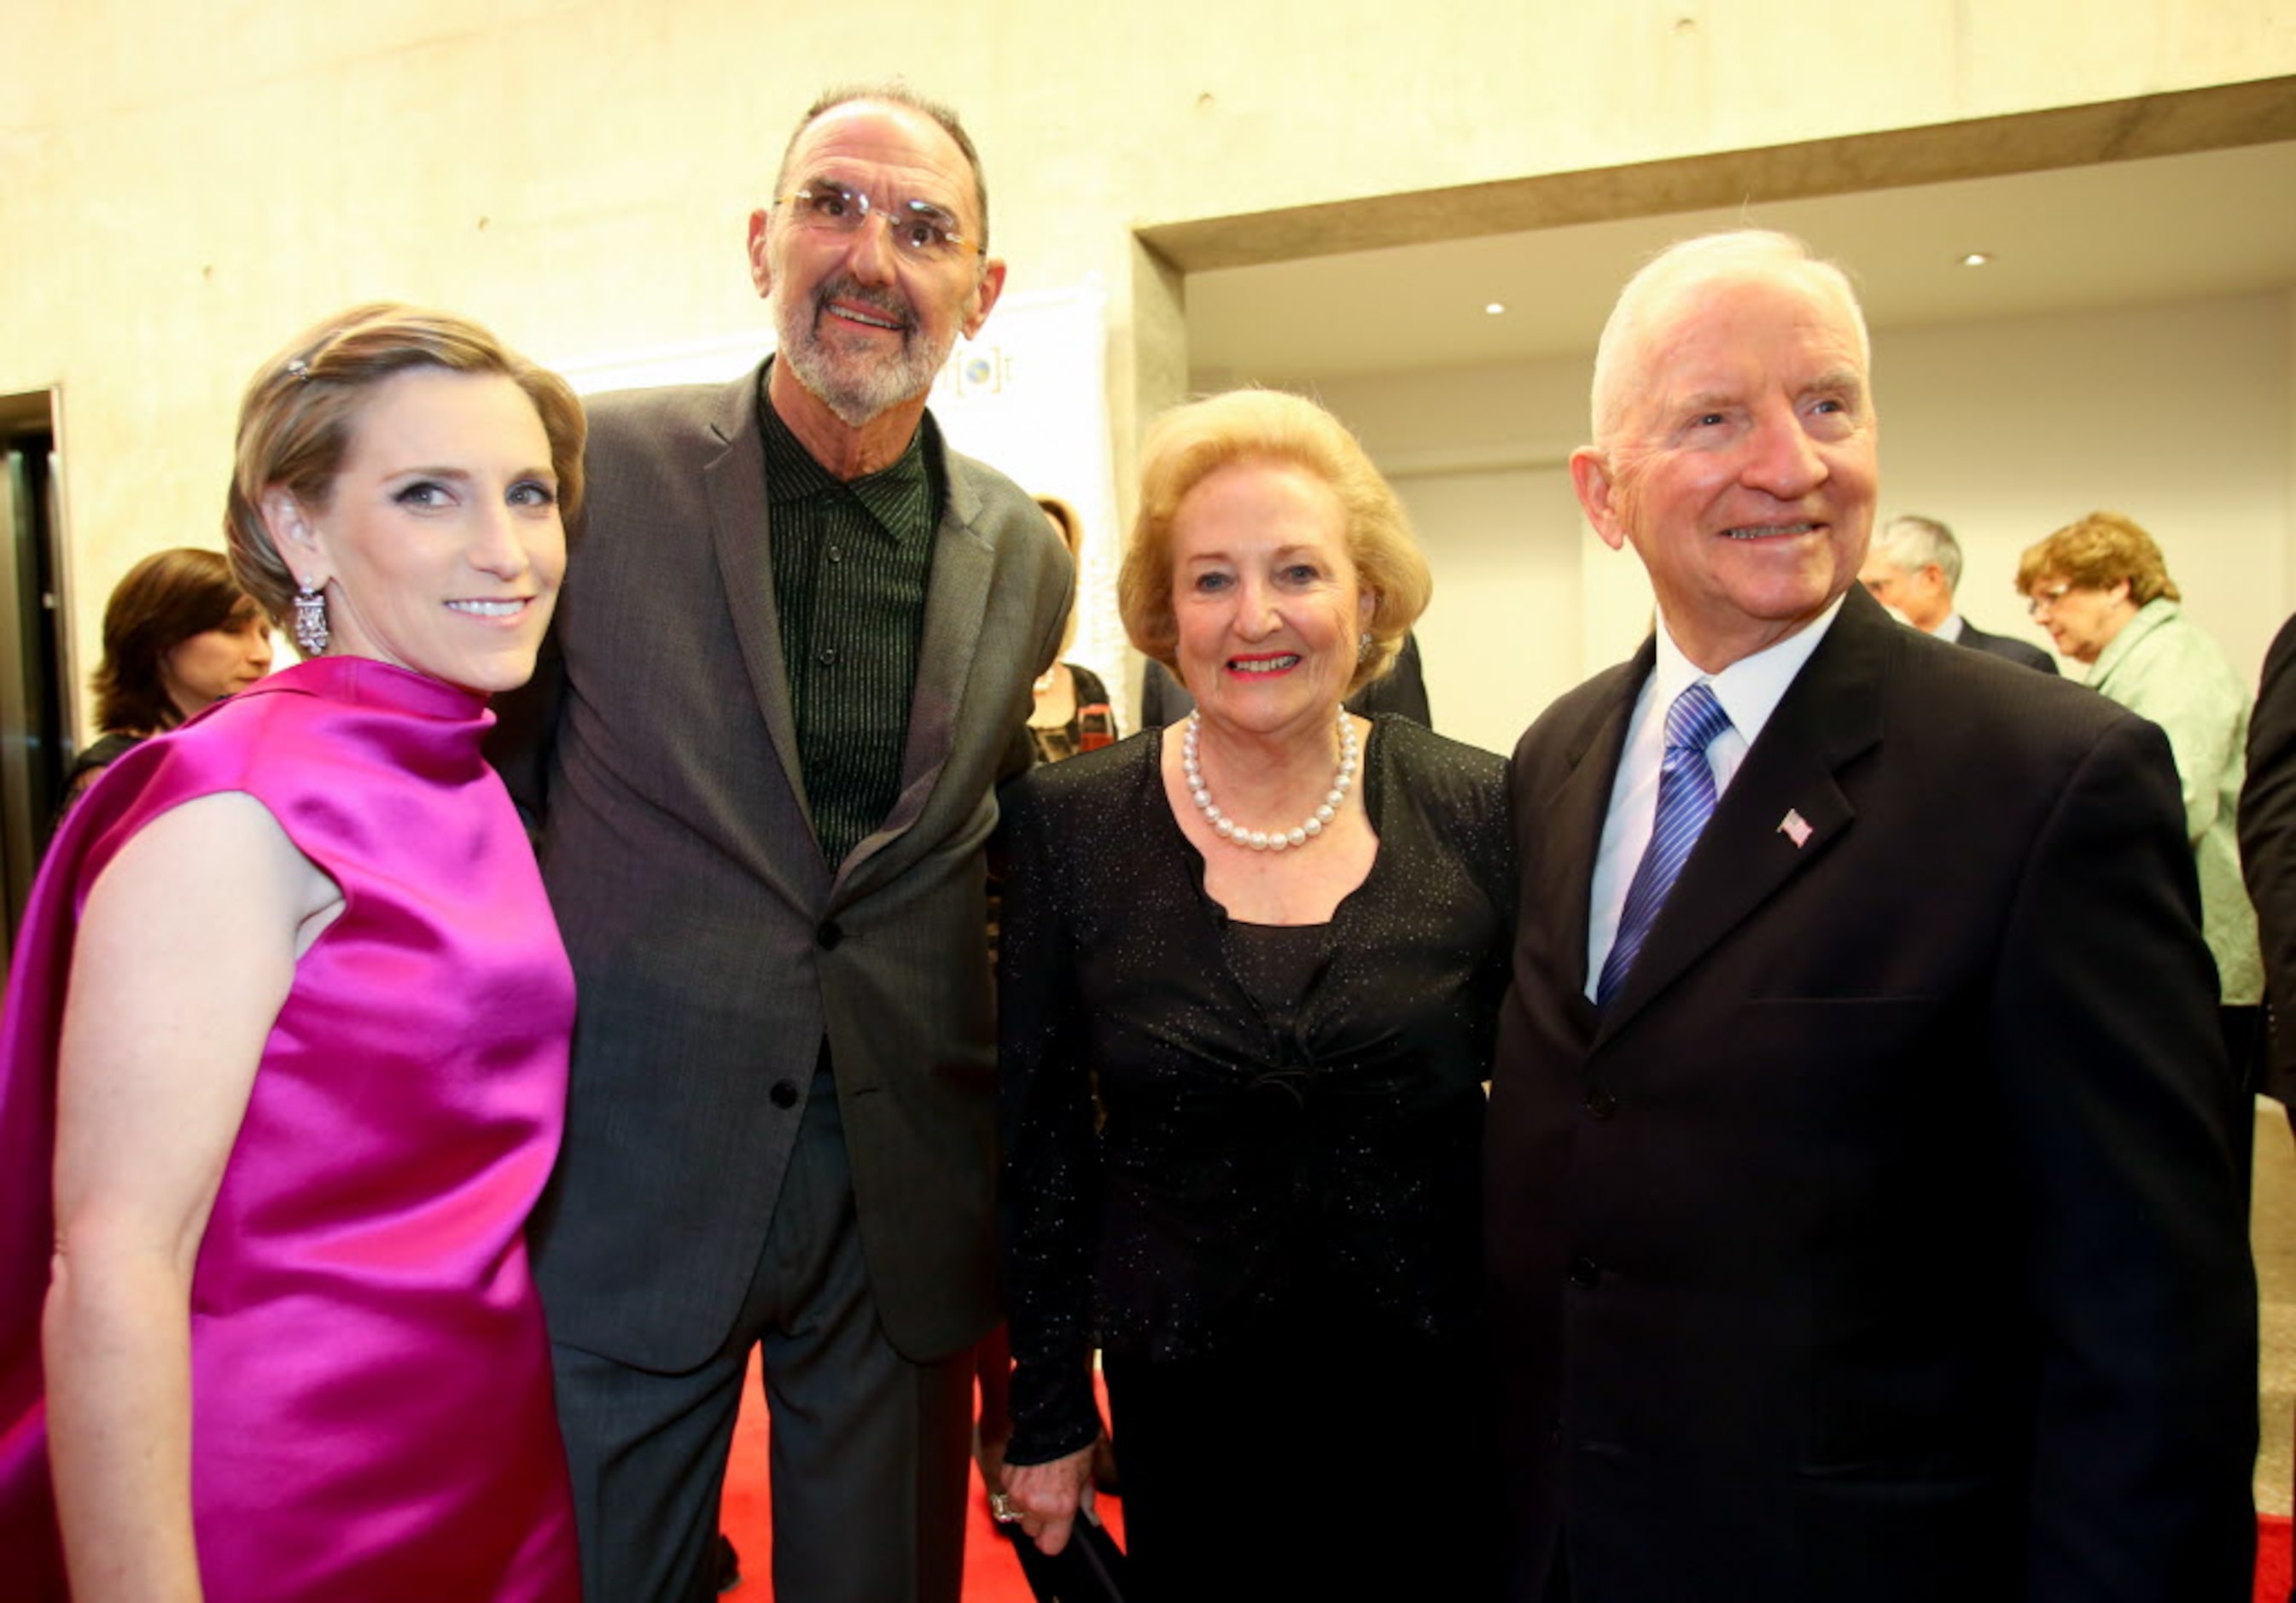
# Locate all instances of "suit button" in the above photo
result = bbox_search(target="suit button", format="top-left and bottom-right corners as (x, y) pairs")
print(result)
(1585, 1087), (1618, 1120)
(768, 1079), (801, 1110)
(1568, 1256), (1601, 1289)
(817, 646), (837, 666)
(816, 920), (842, 949)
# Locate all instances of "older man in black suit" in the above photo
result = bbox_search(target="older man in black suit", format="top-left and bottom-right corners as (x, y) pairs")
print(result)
(491, 84), (1071, 1603)
(1487, 229), (2254, 1601)
(1860, 513), (2058, 672)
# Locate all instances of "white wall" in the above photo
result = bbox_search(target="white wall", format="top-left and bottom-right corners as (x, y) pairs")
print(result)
(7, 0), (2293, 727)
(1290, 290), (2292, 751)
(1879, 293), (2291, 685)
(1387, 467), (1581, 757)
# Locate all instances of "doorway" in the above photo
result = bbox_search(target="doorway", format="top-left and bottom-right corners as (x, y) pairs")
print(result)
(0, 391), (73, 965)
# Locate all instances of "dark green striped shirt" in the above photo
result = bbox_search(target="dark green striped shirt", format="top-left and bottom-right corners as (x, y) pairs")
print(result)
(759, 365), (943, 867)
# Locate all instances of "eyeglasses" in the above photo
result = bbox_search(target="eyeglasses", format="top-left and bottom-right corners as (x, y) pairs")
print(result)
(2025, 583), (2074, 618)
(775, 184), (982, 264)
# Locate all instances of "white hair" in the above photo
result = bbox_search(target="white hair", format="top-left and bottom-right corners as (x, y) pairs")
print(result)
(1873, 514), (1962, 592)
(1587, 229), (1871, 447)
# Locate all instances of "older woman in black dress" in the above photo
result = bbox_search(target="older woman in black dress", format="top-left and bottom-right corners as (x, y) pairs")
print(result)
(997, 390), (1509, 1601)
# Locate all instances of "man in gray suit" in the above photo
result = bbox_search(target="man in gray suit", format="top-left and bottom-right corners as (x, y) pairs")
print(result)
(1858, 512), (2059, 672)
(491, 83), (1072, 1603)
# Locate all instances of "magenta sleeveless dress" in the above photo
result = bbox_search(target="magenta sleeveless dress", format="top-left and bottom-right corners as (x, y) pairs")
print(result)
(0, 656), (579, 1600)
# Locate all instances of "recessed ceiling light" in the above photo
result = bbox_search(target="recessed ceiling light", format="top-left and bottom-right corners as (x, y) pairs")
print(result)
(1484, 301), (1507, 316)
(1960, 251), (1993, 268)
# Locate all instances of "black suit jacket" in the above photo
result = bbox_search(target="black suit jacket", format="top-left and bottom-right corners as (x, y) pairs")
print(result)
(489, 365), (1072, 1371)
(1488, 587), (2254, 1601)
(1955, 617), (2059, 674)
(2241, 612), (2296, 1103)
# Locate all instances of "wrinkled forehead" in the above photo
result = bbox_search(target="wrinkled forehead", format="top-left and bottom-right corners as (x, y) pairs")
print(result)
(1623, 270), (1869, 415)
(1664, 265), (1863, 361)
(777, 101), (981, 224)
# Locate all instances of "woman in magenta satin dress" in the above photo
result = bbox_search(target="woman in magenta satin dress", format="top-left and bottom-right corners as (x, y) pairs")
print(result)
(0, 304), (587, 1600)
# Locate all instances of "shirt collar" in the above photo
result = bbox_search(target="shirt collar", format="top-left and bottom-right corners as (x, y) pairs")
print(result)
(1651, 592), (1848, 749)
(2087, 596), (2178, 686)
(756, 358), (939, 534)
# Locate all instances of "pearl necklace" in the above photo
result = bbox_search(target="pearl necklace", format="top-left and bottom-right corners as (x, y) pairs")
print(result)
(1182, 707), (1358, 852)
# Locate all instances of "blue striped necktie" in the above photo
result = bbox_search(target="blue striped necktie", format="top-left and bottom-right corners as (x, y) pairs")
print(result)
(1598, 680), (1732, 1006)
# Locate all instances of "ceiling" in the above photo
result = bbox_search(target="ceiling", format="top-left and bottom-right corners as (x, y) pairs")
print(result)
(1185, 139), (2296, 385)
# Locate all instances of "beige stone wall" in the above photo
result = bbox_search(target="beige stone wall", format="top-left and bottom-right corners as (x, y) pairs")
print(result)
(5, 0), (2292, 717)
(1310, 291), (2293, 751)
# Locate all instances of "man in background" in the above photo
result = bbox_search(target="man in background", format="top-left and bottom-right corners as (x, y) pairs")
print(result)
(1859, 512), (2057, 671)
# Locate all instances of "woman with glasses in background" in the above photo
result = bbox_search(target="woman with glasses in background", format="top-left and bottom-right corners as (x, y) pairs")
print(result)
(2019, 510), (2261, 1180)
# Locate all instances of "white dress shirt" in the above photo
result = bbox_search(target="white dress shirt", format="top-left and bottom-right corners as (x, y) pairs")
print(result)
(1583, 596), (1847, 1001)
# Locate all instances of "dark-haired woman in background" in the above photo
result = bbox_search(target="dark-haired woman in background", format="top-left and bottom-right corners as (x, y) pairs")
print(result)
(59, 547), (272, 809)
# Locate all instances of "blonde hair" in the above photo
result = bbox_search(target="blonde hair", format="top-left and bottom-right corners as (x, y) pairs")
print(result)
(2016, 510), (2180, 606)
(1119, 389), (1429, 696)
(225, 302), (586, 634)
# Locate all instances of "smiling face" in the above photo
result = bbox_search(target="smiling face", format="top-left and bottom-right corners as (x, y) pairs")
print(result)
(749, 100), (1004, 430)
(1169, 459), (1374, 744)
(264, 367), (564, 697)
(159, 608), (272, 719)
(1573, 269), (1878, 672)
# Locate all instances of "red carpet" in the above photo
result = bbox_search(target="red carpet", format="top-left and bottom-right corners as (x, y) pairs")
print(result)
(719, 1359), (2282, 1601)
(720, 1351), (1123, 1600)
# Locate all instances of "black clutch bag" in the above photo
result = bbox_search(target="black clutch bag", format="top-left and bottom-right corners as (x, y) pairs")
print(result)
(1007, 1508), (1132, 1603)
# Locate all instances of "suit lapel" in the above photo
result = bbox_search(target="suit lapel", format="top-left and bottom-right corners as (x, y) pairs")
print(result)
(1595, 593), (1891, 1040)
(1538, 649), (1651, 1011)
(702, 367), (819, 839)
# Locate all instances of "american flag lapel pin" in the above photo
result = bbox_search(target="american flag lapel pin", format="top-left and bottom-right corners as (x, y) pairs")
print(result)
(1778, 808), (1813, 848)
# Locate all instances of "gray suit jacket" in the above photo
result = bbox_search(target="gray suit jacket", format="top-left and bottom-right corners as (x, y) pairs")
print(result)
(490, 364), (1072, 1372)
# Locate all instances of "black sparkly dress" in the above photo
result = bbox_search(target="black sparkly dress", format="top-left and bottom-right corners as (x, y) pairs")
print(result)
(996, 716), (1512, 1600)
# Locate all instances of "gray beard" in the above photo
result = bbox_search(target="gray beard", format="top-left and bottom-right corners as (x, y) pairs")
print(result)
(775, 291), (952, 428)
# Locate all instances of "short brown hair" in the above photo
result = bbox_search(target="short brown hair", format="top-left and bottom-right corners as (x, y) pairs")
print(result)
(90, 547), (265, 734)
(1120, 389), (1430, 697)
(224, 302), (586, 638)
(2015, 510), (2180, 607)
